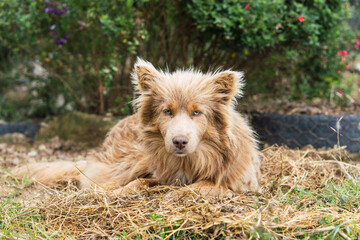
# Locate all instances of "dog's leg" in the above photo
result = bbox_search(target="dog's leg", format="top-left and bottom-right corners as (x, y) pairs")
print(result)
(111, 178), (159, 196)
(168, 180), (233, 198)
(186, 180), (231, 197)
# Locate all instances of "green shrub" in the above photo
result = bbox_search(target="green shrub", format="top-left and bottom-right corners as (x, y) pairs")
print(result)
(185, 0), (357, 99)
(1, 0), (145, 118)
(0, 0), (356, 119)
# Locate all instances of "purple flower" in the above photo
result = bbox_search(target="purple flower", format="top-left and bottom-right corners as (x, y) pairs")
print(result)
(55, 34), (68, 47)
(48, 24), (68, 47)
(42, 3), (69, 16)
(43, 1), (57, 7)
(42, 7), (66, 15)
(50, 25), (57, 36)
(62, 4), (70, 13)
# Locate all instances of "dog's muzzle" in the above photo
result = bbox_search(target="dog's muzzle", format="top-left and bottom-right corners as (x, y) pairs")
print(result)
(172, 135), (188, 155)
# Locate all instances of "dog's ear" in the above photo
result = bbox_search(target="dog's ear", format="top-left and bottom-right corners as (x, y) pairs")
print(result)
(212, 70), (244, 105)
(133, 58), (160, 92)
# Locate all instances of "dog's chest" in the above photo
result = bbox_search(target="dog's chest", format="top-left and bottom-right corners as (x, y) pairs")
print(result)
(174, 171), (190, 186)
(158, 169), (192, 186)
(154, 156), (197, 186)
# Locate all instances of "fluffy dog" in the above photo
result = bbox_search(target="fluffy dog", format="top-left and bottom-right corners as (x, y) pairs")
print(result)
(13, 59), (261, 196)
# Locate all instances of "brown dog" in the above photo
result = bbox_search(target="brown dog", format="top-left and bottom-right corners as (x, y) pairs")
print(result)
(13, 59), (261, 196)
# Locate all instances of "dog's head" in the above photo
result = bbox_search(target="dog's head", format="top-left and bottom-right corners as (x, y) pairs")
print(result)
(133, 58), (244, 156)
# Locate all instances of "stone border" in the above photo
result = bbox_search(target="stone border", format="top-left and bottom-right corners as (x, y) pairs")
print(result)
(0, 122), (41, 139)
(251, 113), (360, 153)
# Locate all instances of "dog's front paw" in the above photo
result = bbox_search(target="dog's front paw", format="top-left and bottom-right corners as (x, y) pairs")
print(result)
(111, 178), (159, 197)
(164, 188), (192, 200)
(165, 186), (234, 200)
(194, 186), (234, 199)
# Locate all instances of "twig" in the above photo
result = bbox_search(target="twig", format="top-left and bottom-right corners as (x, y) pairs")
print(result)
(165, 219), (188, 240)
(291, 226), (335, 236)
(338, 229), (352, 240)
(310, 160), (360, 171)
(91, 30), (104, 115)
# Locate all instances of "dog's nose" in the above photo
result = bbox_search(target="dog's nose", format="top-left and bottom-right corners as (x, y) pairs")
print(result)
(172, 136), (188, 150)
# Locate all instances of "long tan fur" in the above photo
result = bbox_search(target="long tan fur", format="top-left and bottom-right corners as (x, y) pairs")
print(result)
(13, 58), (261, 194)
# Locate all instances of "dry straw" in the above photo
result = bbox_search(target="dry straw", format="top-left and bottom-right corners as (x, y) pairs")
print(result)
(3, 145), (360, 239)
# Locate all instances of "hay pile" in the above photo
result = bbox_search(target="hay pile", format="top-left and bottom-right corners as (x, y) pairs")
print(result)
(2, 145), (360, 239)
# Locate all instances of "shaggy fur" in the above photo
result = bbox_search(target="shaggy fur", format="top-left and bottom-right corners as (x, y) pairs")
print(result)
(13, 59), (261, 195)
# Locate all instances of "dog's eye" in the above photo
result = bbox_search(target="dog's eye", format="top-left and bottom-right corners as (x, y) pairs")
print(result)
(192, 110), (201, 116)
(163, 109), (173, 116)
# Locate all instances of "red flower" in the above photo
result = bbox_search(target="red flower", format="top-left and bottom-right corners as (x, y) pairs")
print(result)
(337, 70), (341, 74)
(356, 39), (360, 45)
(99, 86), (103, 93)
(355, 44), (359, 50)
(339, 90), (344, 96)
(245, 3), (250, 10)
(338, 50), (348, 60)
(345, 4), (349, 9)
(345, 65), (350, 69)
(275, 24), (280, 30)
(298, 15), (305, 22)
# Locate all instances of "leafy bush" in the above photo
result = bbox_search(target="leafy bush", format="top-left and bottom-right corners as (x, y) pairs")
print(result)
(0, 0), (357, 120)
(1, 0), (145, 118)
(186, 0), (357, 99)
